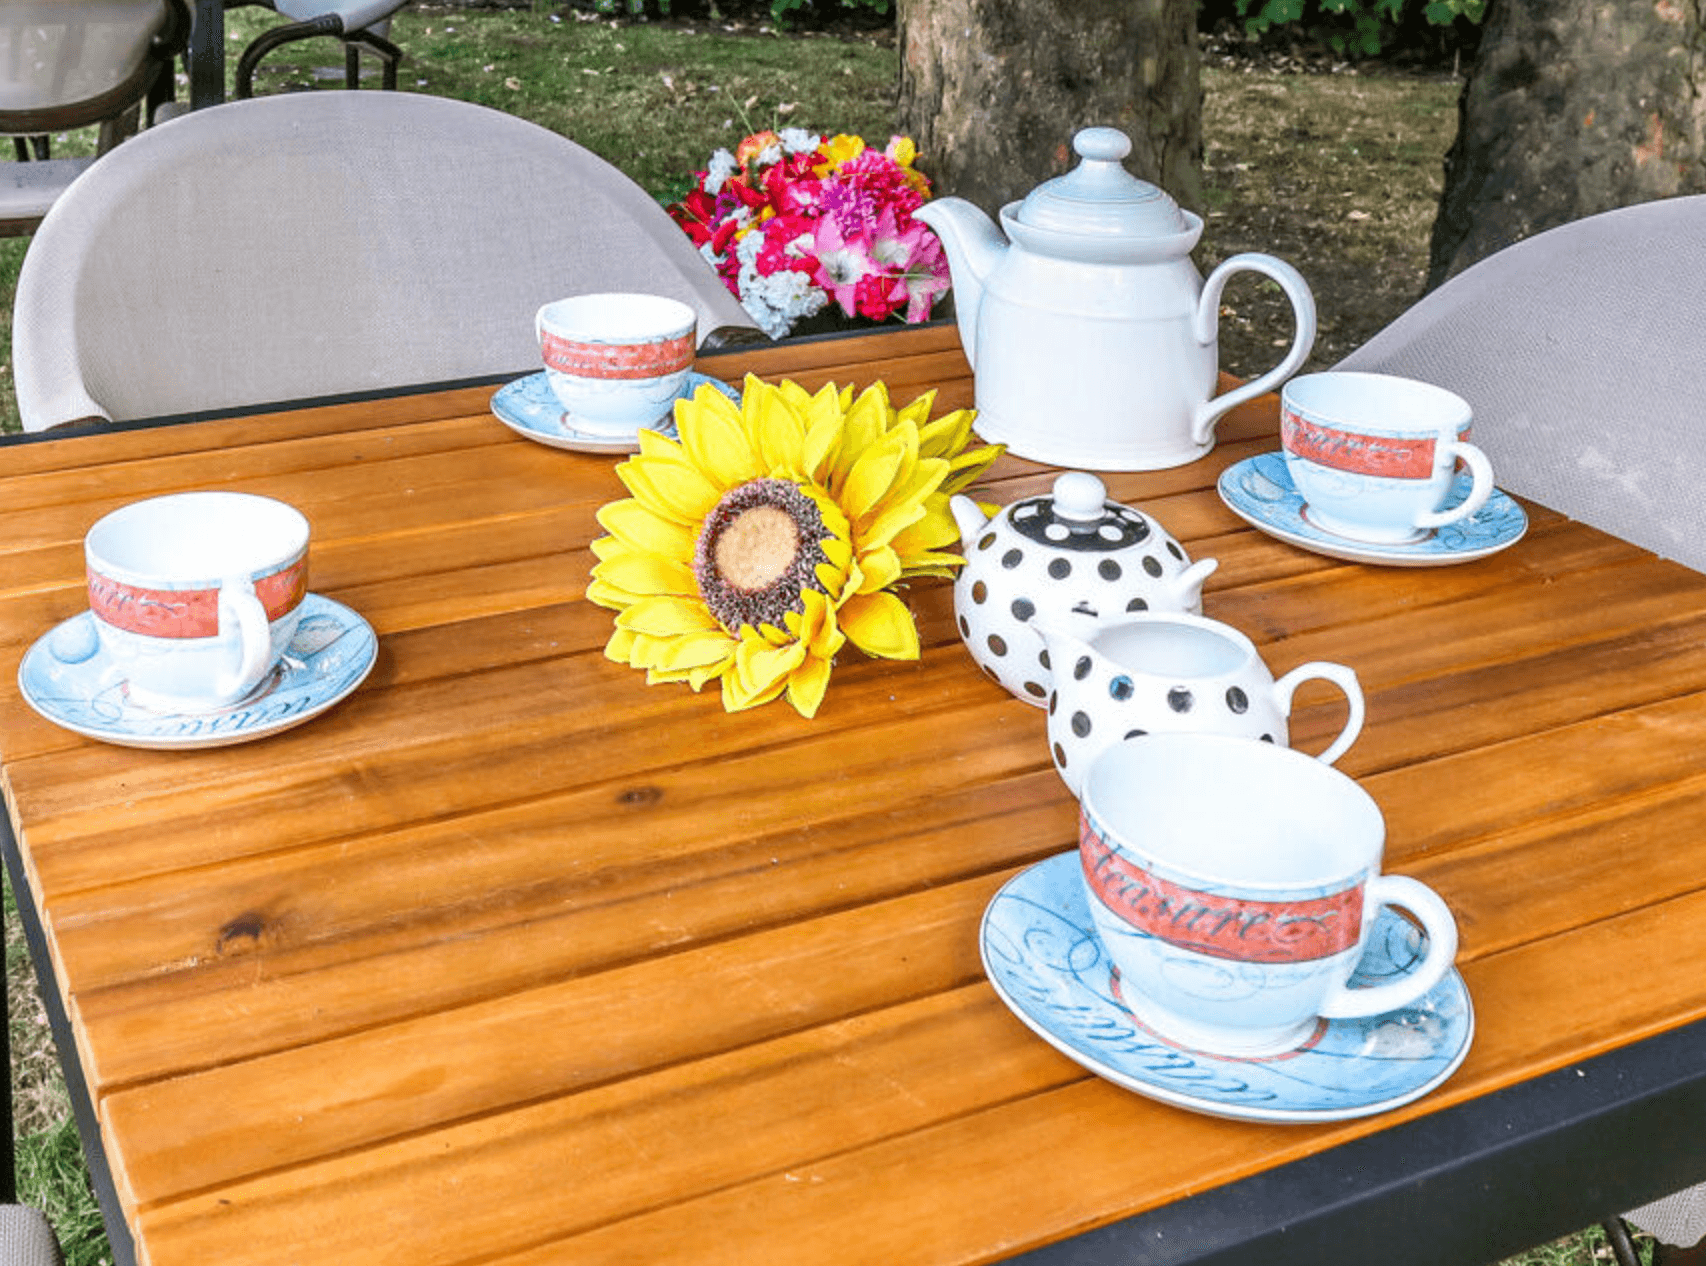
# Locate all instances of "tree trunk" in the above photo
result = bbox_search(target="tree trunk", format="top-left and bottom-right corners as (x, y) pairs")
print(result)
(1429, 0), (1706, 286)
(896, 0), (1202, 215)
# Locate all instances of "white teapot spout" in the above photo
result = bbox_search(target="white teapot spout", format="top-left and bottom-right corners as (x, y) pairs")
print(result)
(949, 493), (993, 548)
(1168, 557), (1220, 615)
(913, 198), (1008, 369)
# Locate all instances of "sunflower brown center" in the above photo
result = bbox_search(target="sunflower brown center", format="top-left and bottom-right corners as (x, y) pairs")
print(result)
(713, 506), (798, 591)
(694, 478), (830, 632)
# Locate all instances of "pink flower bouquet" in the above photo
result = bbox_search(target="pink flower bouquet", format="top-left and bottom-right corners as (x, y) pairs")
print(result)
(667, 130), (951, 340)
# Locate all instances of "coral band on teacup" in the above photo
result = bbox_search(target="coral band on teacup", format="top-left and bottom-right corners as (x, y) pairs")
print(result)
(539, 329), (696, 381)
(87, 558), (308, 640)
(1080, 819), (1363, 965)
(1279, 406), (1468, 481)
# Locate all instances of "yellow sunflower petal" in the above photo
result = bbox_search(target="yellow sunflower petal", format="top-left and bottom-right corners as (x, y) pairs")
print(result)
(680, 389), (762, 490)
(596, 497), (698, 561)
(616, 595), (723, 637)
(939, 442), (1006, 496)
(593, 551), (699, 599)
(586, 577), (645, 611)
(839, 590), (921, 660)
(618, 454), (724, 525)
(855, 545), (902, 593)
(604, 627), (639, 663)
(841, 425), (915, 523)
(652, 629), (737, 672)
(785, 654), (834, 719)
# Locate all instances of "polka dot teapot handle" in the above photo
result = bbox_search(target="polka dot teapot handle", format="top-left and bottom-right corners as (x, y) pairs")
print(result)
(950, 473), (1219, 710)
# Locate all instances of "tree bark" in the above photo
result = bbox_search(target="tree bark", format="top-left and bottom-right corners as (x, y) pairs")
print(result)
(896, 0), (1201, 216)
(1429, 0), (1706, 286)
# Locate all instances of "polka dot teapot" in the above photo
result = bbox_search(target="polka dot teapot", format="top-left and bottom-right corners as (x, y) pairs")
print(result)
(950, 471), (1218, 707)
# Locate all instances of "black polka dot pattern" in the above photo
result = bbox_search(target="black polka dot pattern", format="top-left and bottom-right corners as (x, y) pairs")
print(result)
(1226, 687), (1248, 714)
(987, 634), (1008, 657)
(1074, 656), (1092, 681)
(1098, 560), (1122, 581)
(1071, 711), (1092, 738)
(1048, 558), (1071, 580)
(1001, 548), (1023, 569)
(1024, 681), (1047, 698)
(1142, 555), (1163, 578)
(978, 532), (996, 551)
(1011, 598), (1035, 621)
(1167, 687), (1194, 713)
(1125, 597), (1148, 612)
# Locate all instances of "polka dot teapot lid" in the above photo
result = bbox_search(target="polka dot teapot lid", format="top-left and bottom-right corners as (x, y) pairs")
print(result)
(949, 472), (1219, 709)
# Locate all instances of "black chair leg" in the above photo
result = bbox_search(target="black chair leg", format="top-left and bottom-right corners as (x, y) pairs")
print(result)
(1604, 1218), (1643, 1266)
(346, 27), (401, 91)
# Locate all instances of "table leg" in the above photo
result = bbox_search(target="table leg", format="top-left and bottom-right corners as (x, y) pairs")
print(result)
(0, 819), (137, 1266)
(188, 0), (226, 110)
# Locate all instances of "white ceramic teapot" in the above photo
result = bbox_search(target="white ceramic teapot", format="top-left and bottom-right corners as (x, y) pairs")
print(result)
(951, 471), (1217, 707)
(915, 126), (1317, 472)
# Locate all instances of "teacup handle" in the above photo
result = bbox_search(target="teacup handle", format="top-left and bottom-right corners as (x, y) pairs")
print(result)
(215, 576), (273, 703)
(1271, 661), (1365, 766)
(1190, 253), (1318, 446)
(1317, 875), (1459, 1021)
(1415, 439), (1495, 530)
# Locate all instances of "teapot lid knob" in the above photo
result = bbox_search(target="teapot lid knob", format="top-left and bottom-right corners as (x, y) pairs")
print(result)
(1051, 472), (1108, 523)
(1074, 127), (1132, 164)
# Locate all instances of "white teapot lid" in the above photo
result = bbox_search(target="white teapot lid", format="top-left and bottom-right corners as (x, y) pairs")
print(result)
(1012, 127), (1191, 240)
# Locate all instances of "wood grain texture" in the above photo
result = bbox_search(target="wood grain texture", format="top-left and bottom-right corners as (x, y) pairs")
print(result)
(6, 325), (1706, 1266)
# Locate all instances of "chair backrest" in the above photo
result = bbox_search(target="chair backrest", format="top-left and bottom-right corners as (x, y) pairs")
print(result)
(12, 91), (760, 430)
(0, 0), (179, 128)
(1335, 194), (1706, 574)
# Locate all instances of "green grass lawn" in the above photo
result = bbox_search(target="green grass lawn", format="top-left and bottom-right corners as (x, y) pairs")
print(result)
(0, 7), (1664, 1266)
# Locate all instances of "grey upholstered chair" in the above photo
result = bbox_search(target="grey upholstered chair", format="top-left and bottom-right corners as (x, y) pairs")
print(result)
(1338, 193), (1706, 1266)
(1336, 194), (1706, 577)
(11, 89), (759, 431)
(0, 0), (189, 234)
(225, 0), (406, 98)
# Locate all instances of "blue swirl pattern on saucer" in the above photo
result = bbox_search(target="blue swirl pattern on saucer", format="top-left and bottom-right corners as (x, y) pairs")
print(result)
(18, 593), (377, 750)
(1217, 451), (1528, 566)
(490, 371), (740, 454)
(980, 851), (1473, 1123)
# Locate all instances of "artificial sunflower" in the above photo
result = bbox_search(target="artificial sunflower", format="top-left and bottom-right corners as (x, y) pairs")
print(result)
(587, 374), (1002, 718)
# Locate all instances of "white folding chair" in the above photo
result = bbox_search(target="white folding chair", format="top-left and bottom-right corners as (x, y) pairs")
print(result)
(0, 0), (188, 233)
(226, 0), (405, 97)
(1338, 194), (1706, 1265)
(12, 90), (760, 431)
(1336, 194), (1706, 576)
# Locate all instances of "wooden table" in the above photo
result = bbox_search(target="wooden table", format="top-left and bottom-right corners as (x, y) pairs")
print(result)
(6, 324), (1706, 1266)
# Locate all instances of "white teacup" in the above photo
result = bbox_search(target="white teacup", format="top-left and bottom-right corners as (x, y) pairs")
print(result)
(535, 292), (697, 436)
(1078, 732), (1458, 1057)
(1040, 612), (1363, 796)
(1281, 371), (1495, 544)
(85, 492), (310, 711)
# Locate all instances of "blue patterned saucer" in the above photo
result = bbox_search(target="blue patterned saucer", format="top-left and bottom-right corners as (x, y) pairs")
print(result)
(1217, 451), (1528, 566)
(980, 851), (1473, 1123)
(490, 371), (740, 454)
(18, 593), (377, 751)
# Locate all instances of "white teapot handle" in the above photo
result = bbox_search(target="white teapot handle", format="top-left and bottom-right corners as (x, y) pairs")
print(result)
(1189, 253), (1317, 445)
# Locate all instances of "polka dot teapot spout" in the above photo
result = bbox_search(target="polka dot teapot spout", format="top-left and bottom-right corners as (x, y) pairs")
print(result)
(950, 471), (1218, 707)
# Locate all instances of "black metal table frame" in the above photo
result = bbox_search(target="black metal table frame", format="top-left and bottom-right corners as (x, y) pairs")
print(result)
(3, 383), (1705, 1266)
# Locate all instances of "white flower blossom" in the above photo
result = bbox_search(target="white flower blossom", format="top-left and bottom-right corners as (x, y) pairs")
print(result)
(732, 231), (827, 339)
(704, 148), (738, 195)
(779, 128), (821, 155)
